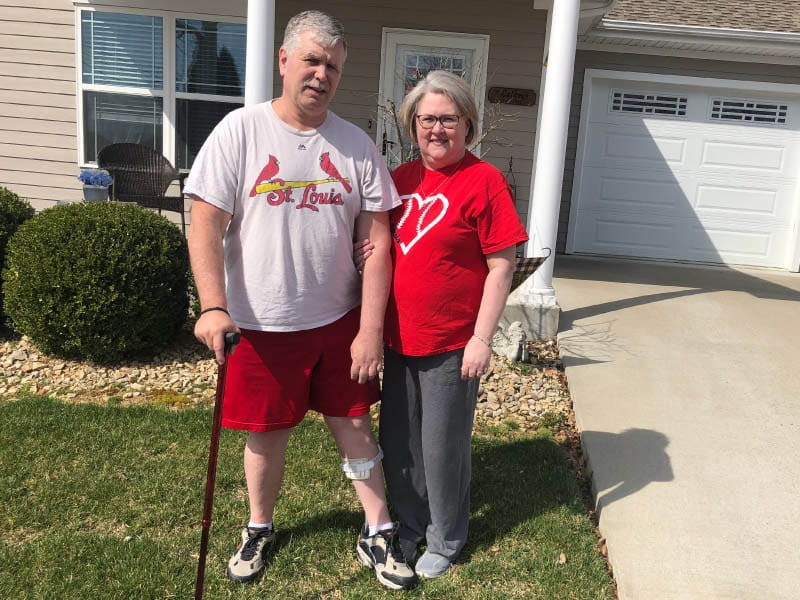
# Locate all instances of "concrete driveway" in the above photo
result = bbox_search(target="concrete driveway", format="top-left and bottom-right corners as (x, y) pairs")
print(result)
(553, 256), (800, 600)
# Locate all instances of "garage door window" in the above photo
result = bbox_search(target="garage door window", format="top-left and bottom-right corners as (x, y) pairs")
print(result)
(610, 90), (687, 118)
(710, 98), (788, 125)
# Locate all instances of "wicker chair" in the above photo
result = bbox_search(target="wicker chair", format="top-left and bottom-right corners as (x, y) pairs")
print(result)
(97, 143), (188, 234)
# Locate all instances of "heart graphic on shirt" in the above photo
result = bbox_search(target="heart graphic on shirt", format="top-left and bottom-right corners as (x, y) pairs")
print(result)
(394, 193), (449, 255)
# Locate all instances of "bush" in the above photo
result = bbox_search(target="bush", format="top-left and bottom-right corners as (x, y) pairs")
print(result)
(2, 202), (189, 363)
(0, 187), (35, 328)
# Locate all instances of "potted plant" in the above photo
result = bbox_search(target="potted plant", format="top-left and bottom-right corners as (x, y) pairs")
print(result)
(77, 169), (113, 202)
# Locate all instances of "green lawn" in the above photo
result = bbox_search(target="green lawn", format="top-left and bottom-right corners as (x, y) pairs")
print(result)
(0, 394), (613, 600)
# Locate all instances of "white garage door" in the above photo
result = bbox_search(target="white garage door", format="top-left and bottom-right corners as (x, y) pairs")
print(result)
(568, 73), (800, 270)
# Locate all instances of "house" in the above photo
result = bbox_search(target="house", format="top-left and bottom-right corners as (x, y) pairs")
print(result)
(2, 0), (798, 336)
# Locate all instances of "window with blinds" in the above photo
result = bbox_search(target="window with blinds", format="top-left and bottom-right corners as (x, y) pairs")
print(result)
(79, 10), (245, 169)
(81, 12), (164, 89)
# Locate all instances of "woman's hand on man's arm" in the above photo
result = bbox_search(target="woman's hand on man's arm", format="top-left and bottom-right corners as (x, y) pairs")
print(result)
(353, 238), (375, 273)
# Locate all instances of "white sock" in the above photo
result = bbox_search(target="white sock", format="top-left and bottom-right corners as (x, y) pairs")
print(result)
(368, 522), (394, 536)
(248, 520), (272, 531)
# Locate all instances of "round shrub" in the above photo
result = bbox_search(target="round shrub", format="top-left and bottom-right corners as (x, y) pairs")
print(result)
(0, 187), (35, 328)
(2, 202), (189, 363)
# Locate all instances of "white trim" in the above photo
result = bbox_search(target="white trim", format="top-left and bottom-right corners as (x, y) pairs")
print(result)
(576, 0), (618, 34)
(577, 41), (800, 67)
(567, 69), (800, 271)
(580, 18), (800, 63)
(598, 19), (800, 45)
(583, 69), (800, 96)
(174, 92), (244, 103)
(565, 69), (595, 256)
(790, 169), (800, 272)
(74, 7), (84, 167)
(535, 0), (616, 11)
(81, 85), (164, 98)
(72, 1), (244, 21)
(162, 14), (176, 165)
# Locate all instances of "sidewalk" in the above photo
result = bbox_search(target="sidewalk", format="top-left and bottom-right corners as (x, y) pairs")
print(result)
(553, 256), (800, 600)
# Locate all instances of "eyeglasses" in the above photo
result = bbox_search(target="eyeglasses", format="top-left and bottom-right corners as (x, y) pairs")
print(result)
(415, 114), (462, 129)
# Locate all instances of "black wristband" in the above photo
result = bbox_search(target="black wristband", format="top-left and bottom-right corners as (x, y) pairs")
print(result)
(199, 306), (229, 317)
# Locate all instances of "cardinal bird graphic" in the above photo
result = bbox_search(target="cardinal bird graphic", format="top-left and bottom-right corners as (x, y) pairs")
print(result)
(249, 155), (281, 197)
(319, 152), (352, 193)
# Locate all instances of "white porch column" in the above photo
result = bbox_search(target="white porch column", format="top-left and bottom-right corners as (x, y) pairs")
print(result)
(245, 0), (275, 106)
(521, 0), (580, 304)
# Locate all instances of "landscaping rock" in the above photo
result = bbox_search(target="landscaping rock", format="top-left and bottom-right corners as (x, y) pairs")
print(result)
(1, 334), (571, 433)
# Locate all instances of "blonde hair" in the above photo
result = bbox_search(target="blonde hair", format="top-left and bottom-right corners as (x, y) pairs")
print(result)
(282, 10), (347, 56)
(399, 70), (478, 145)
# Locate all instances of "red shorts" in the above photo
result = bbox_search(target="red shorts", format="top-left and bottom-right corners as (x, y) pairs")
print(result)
(221, 308), (379, 432)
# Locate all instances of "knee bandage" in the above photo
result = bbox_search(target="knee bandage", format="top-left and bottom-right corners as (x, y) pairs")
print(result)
(340, 447), (383, 480)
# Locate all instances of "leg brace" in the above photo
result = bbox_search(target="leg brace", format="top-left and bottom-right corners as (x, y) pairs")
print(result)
(340, 446), (384, 480)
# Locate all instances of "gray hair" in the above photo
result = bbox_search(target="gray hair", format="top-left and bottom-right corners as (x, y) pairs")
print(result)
(399, 70), (479, 145)
(282, 10), (348, 56)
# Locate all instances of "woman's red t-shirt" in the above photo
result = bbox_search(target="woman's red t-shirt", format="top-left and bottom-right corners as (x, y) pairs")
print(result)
(383, 151), (529, 356)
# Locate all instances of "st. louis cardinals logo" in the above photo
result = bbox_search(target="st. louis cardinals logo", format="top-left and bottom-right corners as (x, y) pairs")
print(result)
(249, 152), (352, 212)
(393, 193), (449, 254)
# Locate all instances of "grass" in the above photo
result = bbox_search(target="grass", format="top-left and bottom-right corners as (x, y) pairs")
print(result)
(0, 393), (613, 600)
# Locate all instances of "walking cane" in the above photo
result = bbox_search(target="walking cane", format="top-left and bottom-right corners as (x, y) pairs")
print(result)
(194, 331), (240, 600)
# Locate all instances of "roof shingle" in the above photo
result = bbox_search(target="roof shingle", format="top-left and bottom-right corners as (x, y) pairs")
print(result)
(606, 0), (800, 34)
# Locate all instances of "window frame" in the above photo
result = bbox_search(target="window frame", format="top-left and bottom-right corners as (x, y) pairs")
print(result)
(75, 6), (246, 171)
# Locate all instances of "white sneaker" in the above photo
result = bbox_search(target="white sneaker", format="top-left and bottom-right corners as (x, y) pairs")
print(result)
(356, 523), (419, 590)
(226, 526), (275, 583)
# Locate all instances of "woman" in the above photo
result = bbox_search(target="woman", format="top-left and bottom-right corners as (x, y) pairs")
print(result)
(378, 70), (529, 577)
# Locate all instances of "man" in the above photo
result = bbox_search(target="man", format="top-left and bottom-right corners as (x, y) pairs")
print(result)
(184, 10), (417, 591)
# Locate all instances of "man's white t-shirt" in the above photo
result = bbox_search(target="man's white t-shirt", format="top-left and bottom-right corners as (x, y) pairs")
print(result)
(184, 101), (400, 331)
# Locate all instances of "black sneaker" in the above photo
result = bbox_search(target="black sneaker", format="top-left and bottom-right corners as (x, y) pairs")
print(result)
(356, 523), (418, 590)
(226, 526), (276, 583)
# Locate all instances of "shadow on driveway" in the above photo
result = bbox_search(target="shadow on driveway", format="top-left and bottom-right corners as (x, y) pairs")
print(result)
(581, 428), (673, 516)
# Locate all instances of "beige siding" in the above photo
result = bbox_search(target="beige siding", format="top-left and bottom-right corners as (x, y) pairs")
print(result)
(560, 51), (800, 252)
(0, 21), (73, 38)
(0, 0), (80, 204)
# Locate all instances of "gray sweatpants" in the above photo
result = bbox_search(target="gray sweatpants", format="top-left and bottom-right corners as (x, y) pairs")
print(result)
(379, 346), (479, 560)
